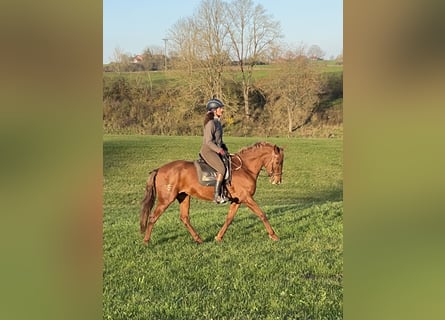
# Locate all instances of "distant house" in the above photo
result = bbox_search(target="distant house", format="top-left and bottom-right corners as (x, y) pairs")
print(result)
(309, 55), (323, 61)
(132, 55), (143, 63)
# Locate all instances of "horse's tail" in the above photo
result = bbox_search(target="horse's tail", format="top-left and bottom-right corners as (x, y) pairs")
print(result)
(140, 169), (158, 233)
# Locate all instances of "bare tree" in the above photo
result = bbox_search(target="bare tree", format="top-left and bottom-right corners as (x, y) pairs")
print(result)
(168, 17), (200, 96)
(110, 46), (132, 72)
(195, 0), (230, 99)
(225, 0), (282, 119)
(168, 0), (229, 101)
(270, 49), (322, 134)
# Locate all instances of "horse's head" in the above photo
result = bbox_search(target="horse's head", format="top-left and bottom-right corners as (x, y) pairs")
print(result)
(265, 145), (284, 185)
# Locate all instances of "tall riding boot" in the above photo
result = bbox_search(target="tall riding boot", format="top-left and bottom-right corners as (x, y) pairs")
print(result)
(214, 173), (228, 204)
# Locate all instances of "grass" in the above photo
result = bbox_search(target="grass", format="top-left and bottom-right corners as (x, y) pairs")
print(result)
(103, 135), (343, 319)
(103, 71), (172, 88)
(103, 61), (342, 87)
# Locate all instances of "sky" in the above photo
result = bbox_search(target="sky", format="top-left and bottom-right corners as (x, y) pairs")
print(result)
(103, 0), (343, 64)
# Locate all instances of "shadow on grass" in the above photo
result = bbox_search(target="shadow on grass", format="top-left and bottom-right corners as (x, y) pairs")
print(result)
(139, 184), (343, 245)
(215, 184), (343, 240)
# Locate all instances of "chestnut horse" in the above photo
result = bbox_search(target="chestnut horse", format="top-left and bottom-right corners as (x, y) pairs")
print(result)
(140, 142), (284, 245)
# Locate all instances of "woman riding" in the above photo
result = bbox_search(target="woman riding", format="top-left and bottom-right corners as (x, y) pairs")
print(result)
(200, 98), (229, 204)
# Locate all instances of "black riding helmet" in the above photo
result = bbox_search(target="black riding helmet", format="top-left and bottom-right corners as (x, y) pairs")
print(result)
(206, 98), (224, 111)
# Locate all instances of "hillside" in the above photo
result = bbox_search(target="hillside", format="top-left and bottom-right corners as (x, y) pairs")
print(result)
(103, 61), (343, 138)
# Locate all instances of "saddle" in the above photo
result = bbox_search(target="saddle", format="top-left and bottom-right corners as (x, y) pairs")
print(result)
(194, 154), (231, 187)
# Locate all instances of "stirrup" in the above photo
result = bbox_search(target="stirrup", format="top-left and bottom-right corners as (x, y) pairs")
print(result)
(214, 195), (228, 204)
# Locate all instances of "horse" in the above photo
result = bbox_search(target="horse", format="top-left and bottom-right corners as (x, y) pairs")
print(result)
(139, 142), (284, 245)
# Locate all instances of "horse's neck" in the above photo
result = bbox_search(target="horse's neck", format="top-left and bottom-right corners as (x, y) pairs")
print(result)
(239, 150), (268, 176)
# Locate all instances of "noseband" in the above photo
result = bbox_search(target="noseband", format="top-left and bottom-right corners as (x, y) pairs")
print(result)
(265, 154), (282, 178)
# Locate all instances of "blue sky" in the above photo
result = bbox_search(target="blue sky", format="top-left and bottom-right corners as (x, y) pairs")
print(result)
(103, 0), (343, 63)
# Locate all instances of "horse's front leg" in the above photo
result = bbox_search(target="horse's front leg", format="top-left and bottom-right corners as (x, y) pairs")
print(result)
(215, 202), (241, 242)
(245, 198), (279, 241)
(179, 195), (203, 244)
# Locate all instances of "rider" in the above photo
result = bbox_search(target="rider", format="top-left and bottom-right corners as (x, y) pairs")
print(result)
(200, 97), (229, 204)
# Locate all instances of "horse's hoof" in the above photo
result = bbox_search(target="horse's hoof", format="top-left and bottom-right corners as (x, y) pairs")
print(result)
(214, 236), (223, 243)
(195, 238), (204, 244)
(269, 234), (280, 241)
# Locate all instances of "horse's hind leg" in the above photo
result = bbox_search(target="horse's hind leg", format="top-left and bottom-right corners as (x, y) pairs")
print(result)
(215, 202), (241, 242)
(178, 194), (203, 244)
(143, 200), (172, 245)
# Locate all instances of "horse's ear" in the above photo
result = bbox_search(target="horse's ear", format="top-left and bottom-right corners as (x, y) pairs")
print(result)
(274, 145), (281, 154)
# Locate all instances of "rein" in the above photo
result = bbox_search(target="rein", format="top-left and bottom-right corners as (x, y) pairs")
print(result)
(230, 154), (243, 171)
(230, 152), (282, 178)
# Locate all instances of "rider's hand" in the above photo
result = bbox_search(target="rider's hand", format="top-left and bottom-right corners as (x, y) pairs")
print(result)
(218, 149), (225, 156)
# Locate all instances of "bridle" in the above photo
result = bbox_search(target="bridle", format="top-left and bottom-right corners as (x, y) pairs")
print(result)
(264, 153), (283, 178)
(230, 152), (282, 178)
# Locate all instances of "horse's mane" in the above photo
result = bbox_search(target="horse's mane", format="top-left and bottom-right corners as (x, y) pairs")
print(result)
(237, 142), (275, 155)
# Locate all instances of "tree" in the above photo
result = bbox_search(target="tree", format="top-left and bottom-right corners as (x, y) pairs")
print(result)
(225, 0), (282, 119)
(168, 17), (198, 84)
(307, 44), (325, 60)
(110, 46), (132, 72)
(194, 0), (229, 99)
(335, 50), (343, 65)
(168, 0), (229, 101)
(269, 49), (322, 134)
(140, 47), (164, 71)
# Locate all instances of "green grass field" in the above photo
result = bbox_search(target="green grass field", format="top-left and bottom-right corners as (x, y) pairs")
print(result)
(103, 135), (343, 319)
(103, 61), (342, 87)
